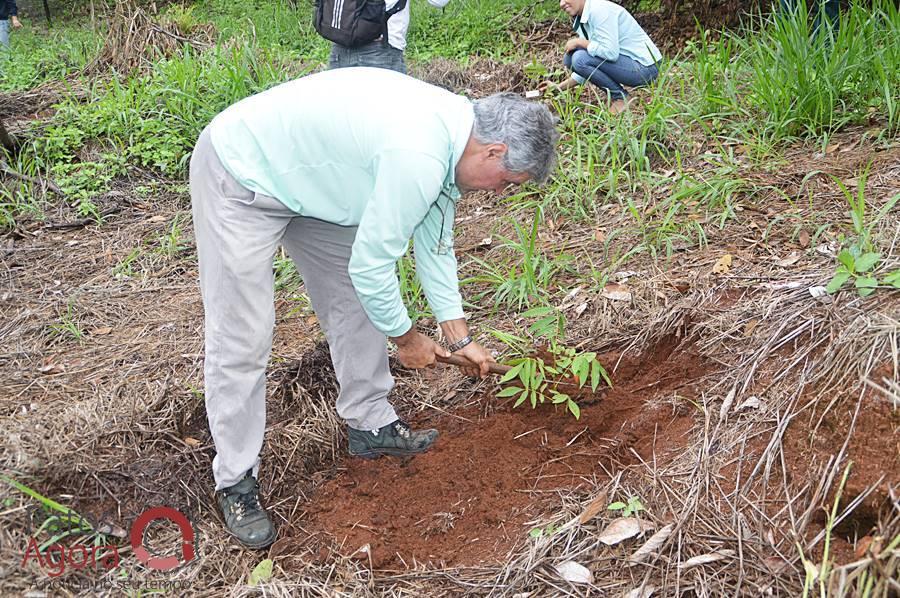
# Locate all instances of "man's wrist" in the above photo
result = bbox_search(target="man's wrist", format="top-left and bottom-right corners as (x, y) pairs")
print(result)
(390, 325), (417, 347)
(447, 335), (472, 353)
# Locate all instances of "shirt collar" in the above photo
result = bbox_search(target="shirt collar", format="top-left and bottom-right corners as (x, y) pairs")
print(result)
(577, 0), (594, 25)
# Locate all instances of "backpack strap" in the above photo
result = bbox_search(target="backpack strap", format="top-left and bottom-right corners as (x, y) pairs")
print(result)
(573, 15), (589, 40)
(382, 0), (408, 46)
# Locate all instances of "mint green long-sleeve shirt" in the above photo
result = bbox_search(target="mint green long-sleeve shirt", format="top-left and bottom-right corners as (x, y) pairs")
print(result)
(208, 67), (473, 338)
(571, 0), (662, 84)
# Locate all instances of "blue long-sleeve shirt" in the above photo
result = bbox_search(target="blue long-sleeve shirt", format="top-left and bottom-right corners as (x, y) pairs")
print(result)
(0, 0), (18, 20)
(209, 67), (471, 338)
(570, 0), (661, 84)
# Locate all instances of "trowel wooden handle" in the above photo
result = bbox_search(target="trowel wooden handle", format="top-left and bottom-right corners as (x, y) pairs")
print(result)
(436, 354), (512, 376)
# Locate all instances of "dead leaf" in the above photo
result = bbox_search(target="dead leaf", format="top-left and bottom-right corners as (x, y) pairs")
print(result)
(712, 254), (733, 274)
(38, 364), (64, 375)
(574, 302), (589, 318)
(554, 560), (593, 584)
(601, 283), (632, 302)
(718, 387), (737, 422)
(623, 586), (656, 598)
(597, 517), (642, 546)
(594, 229), (606, 243)
(737, 396), (761, 411)
(678, 549), (736, 571)
(183, 437), (201, 448)
(479, 236), (492, 247)
(672, 280), (690, 294)
(577, 490), (609, 525)
(628, 523), (674, 565)
(854, 535), (882, 559)
(798, 229), (810, 248)
(775, 252), (802, 268)
(825, 142), (840, 154)
(92, 326), (114, 336)
(742, 319), (759, 338)
(148, 215), (168, 223)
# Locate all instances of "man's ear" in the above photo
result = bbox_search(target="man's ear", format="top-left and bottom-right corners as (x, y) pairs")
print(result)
(485, 143), (508, 161)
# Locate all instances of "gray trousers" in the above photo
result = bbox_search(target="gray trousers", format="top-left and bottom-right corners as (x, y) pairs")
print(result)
(328, 41), (406, 74)
(189, 127), (397, 490)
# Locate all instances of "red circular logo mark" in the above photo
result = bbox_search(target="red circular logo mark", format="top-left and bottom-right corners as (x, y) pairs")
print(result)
(129, 507), (196, 571)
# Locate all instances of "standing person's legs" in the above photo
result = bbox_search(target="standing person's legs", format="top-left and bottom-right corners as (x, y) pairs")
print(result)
(280, 217), (398, 431)
(328, 41), (406, 74)
(189, 127), (295, 492)
(0, 20), (9, 48)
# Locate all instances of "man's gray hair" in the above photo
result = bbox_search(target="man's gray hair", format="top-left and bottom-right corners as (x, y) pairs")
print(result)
(472, 92), (559, 184)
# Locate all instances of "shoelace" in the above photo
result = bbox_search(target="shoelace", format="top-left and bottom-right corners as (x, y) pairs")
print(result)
(391, 420), (412, 439)
(230, 486), (262, 522)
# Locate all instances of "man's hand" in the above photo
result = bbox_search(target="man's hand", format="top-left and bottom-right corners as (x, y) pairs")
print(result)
(453, 341), (495, 378)
(10, 16), (22, 29)
(540, 78), (578, 94)
(391, 328), (449, 369)
(565, 37), (587, 54)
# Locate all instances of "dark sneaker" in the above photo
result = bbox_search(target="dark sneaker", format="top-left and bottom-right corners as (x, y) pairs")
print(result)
(348, 419), (439, 459)
(216, 471), (276, 549)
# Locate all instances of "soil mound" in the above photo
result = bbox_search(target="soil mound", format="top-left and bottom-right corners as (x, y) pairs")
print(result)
(298, 338), (709, 569)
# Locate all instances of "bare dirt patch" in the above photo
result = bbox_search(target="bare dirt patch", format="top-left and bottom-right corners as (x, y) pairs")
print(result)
(286, 337), (708, 569)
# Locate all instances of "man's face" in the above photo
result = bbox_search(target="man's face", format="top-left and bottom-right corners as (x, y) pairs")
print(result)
(559, 0), (585, 17)
(455, 143), (532, 194)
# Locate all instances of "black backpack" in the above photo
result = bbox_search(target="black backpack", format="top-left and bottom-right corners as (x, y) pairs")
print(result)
(313, 0), (409, 47)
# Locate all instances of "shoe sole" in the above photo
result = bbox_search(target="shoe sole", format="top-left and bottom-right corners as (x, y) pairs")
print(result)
(349, 445), (436, 459)
(225, 526), (276, 550)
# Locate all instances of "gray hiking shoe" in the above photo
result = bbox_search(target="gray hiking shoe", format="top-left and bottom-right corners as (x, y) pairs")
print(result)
(348, 419), (439, 459)
(216, 471), (275, 549)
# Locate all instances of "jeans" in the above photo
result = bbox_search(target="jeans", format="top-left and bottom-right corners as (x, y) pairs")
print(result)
(0, 20), (9, 48)
(328, 41), (406, 75)
(564, 51), (659, 100)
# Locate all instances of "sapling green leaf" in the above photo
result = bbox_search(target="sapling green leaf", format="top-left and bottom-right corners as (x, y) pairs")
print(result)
(837, 249), (855, 271)
(855, 276), (878, 297)
(854, 252), (881, 273)
(884, 270), (900, 288)
(826, 268), (852, 293)
(496, 386), (523, 398)
(500, 362), (523, 383)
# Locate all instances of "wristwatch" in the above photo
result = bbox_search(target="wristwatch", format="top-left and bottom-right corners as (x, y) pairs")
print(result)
(447, 335), (473, 353)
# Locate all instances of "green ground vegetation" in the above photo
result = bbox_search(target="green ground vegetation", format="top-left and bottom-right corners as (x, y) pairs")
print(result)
(1, 0), (898, 343)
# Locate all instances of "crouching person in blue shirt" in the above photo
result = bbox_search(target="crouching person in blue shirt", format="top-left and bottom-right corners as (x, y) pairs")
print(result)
(547, 0), (662, 113)
(189, 67), (559, 548)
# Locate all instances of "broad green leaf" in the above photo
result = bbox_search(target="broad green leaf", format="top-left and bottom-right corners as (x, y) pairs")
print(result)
(590, 360), (601, 391)
(607, 502), (627, 510)
(884, 270), (900, 288)
(551, 392), (569, 404)
(855, 276), (878, 297)
(854, 252), (881, 273)
(530, 388), (537, 407)
(514, 391), (528, 408)
(826, 269), (852, 293)
(496, 386), (524, 398)
(499, 362), (524, 383)
(249, 559), (274, 587)
(529, 527), (544, 538)
(567, 399), (581, 419)
(836, 249), (855, 271)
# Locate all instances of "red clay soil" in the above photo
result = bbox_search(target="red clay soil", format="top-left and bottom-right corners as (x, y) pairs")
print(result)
(782, 370), (900, 565)
(297, 338), (708, 570)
